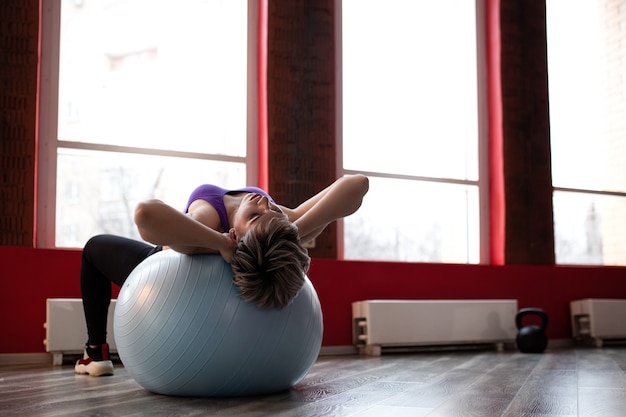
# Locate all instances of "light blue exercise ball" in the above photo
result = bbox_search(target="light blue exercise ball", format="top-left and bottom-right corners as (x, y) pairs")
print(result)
(113, 250), (323, 397)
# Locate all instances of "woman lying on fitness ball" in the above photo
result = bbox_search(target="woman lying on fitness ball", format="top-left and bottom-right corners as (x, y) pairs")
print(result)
(76, 174), (369, 376)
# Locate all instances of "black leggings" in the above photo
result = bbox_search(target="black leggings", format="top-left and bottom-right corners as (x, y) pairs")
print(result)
(80, 234), (162, 345)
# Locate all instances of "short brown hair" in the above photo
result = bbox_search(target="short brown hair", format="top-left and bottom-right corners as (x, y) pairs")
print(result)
(231, 216), (310, 309)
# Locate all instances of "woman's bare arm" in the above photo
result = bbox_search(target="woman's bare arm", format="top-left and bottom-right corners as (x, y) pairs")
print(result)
(283, 174), (369, 243)
(134, 175), (368, 257)
(134, 199), (237, 260)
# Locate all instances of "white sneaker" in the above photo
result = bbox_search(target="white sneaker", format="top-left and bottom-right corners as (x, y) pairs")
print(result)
(74, 344), (114, 376)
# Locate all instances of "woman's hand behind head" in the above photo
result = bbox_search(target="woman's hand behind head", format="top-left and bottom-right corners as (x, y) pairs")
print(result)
(219, 231), (238, 263)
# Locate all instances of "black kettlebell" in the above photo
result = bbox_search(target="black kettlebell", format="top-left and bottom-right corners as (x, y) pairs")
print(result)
(515, 308), (549, 353)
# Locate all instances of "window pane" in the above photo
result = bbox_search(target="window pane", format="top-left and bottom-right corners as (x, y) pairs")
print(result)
(553, 191), (626, 266)
(342, 0), (478, 180)
(547, 0), (626, 193)
(342, 0), (480, 263)
(58, 0), (247, 156)
(344, 177), (480, 263)
(547, 0), (626, 265)
(56, 149), (245, 247)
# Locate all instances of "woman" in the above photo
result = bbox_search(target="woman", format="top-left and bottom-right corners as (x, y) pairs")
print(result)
(75, 174), (369, 376)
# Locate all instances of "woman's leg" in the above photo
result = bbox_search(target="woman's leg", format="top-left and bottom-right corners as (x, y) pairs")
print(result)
(80, 234), (161, 346)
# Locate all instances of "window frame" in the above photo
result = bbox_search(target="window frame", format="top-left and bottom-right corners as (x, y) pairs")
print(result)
(546, 0), (626, 266)
(37, 0), (261, 248)
(335, 0), (492, 263)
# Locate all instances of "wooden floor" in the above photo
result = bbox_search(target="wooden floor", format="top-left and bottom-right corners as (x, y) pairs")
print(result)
(2, 347), (626, 417)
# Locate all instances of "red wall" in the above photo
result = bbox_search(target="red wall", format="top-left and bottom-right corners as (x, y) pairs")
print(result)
(1, 246), (625, 354)
(0, 247), (119, 354)
(309, 259), (626, 346)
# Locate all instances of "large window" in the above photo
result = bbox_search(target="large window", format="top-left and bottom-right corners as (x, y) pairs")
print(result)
(547, 0), (626, 265)
(39, 0), (255, 248)
(341, 0), (484, 263)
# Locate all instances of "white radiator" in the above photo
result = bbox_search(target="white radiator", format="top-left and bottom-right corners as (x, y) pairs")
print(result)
(44, 298), (117, 365)
(570, 298), (626, 347)
(352, 299), (518, 355)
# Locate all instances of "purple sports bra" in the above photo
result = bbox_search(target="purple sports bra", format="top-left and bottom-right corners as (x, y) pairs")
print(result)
(184, 184), (274, 232)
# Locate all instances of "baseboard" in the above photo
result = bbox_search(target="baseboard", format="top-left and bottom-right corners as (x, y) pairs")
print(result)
(548, 338), (575, 349)
(319, 339), (576, 357)
(0, 353), (52, 365)
(319, 345), (358, 356)
(0, 340), (580, 365)
(0, 349), (357, 364)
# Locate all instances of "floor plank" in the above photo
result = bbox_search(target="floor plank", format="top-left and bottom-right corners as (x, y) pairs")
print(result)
(1, 347), (626, 417)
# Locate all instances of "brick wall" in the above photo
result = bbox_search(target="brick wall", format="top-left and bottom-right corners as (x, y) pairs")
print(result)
(499, 2), (555, 264)
(0, 0), (39, 246)
(600, 0), (626, 264)
(266, 0), (338, 258)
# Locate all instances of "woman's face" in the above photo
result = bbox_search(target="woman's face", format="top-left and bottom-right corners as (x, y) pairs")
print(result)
(231, 193), (287, 240)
